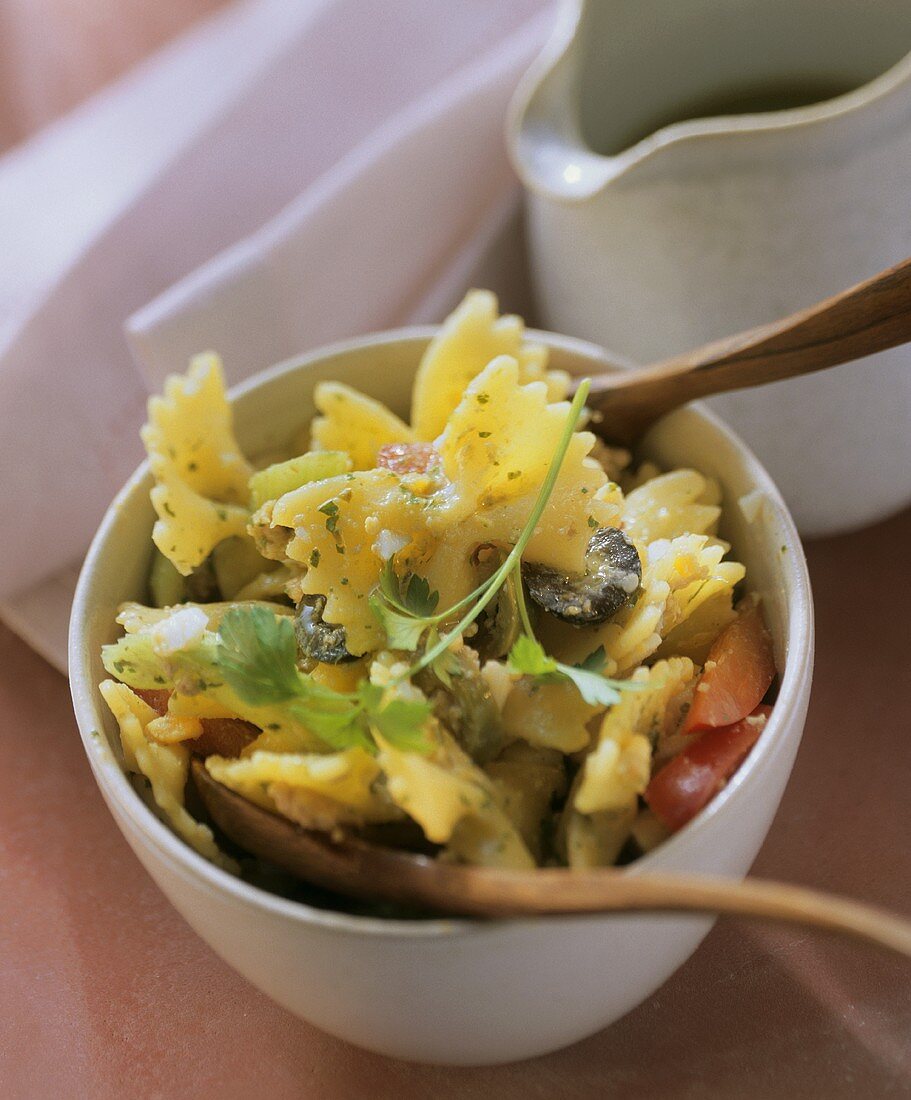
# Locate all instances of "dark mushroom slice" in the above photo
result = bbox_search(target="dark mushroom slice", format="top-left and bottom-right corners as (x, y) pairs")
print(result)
(294, 594), (357, 664)
(522, 526), (641, 626)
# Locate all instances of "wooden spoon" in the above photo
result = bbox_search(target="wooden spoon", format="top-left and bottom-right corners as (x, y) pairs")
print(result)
(192, 761), (911, 957)
(582, 256), (911, 444)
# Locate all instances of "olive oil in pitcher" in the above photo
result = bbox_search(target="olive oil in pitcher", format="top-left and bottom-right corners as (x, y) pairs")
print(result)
(612, 78), (854, 152)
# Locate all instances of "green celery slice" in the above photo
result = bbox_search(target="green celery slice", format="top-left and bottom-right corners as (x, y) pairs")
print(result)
(249, 450), (351, 510)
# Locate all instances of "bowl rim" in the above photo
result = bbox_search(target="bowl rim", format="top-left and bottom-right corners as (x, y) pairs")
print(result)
(69, 325), (813, 939)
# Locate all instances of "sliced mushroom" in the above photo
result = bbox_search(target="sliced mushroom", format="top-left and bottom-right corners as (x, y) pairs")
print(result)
(294, 594), (356, 665)
(523, 527), (641, 625)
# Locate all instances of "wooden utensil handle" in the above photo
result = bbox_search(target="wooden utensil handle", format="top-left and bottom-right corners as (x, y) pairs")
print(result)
(193, 763), (911, 957)
(449, 868), (911, 957)
(586, 256), (911, 441)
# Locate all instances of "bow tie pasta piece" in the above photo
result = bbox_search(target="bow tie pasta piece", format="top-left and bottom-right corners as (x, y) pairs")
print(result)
(484, 743), (567, 862)
(501, 678), (600, 754)
(99, 681), (237, 871)
(573, 657), (696, 816)
(310, 382), (414, 470)
(597, 536), (742, 675)
(115, 600), (294, 636)
(273, 469), (426, 656)
(377, 726), (535, 869)
(430, 356), (610, 576)
(148, 478), (249, 577)
(653, 561), (746, 665)
(560, 794), (638, 869)
(205, 748), (401, 828)
(410, 289), (569, 441)
(623, 469), (723, 544)
(643, 538), (745, 659)
(559, 658), (696, 867)
(143, 353), (252, 502)
(142, 354), (253, 575)
(123, 598), (296, 633)
(101, 619), (327, 754)
(420, 477), (625, 616)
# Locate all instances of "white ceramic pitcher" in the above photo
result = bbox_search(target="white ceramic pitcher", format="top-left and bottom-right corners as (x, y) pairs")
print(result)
(508, 0), (911, 536)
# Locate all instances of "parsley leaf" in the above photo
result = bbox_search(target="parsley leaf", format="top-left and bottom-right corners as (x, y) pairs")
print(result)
(368, 593), (428, 651)
(559, 664), (623, 708)
(218, 605), (302, 704)
(507, 634), (558, 677)
(507, 635), (624, 708)
(378, 557), (407, 609)
(377, 559), (439, 616)
(404, 573), (439, 617)
(215, 607), (432, 752)
(371, 561), (443, 649)
(429, 642), (464, 689)
(291, 699), (374, 753)
(370, 697), (435, 752)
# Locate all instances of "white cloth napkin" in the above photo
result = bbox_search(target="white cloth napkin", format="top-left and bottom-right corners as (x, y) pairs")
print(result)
(0, 0), (555, 672)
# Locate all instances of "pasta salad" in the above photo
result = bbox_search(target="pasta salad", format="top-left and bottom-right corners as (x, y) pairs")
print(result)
(100, 291), (776, 880)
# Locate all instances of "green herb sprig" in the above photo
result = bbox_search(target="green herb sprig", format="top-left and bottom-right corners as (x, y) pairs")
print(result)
(368, 379), (637, 707)
(216, 605), (432, 753)
(503, 551), (628, 705)
(368, 565), (446, 650)
(369, 380), (592, 677)
(506, 629), (627, 709)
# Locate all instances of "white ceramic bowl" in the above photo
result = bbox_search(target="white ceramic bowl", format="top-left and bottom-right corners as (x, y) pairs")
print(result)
(69, 329), (813, 1066)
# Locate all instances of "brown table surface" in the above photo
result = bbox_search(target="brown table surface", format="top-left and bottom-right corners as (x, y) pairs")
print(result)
(1, 5), (909, 1096)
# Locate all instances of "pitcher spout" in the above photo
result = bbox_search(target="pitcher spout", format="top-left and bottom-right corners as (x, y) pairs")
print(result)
(510, 0), (911, 204)
(507, 1), (614, 202)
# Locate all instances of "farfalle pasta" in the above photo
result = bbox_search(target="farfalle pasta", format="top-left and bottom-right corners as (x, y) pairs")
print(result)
(410, 288), (568, 440)
(143, 353), (252, 575)
(311, 382), (414, 470)
(99, 291), (776, 892)
(276, 468), (419, 656)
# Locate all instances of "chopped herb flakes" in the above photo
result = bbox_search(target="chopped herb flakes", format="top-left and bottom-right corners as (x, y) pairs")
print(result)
(318, 499), (340, 533)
